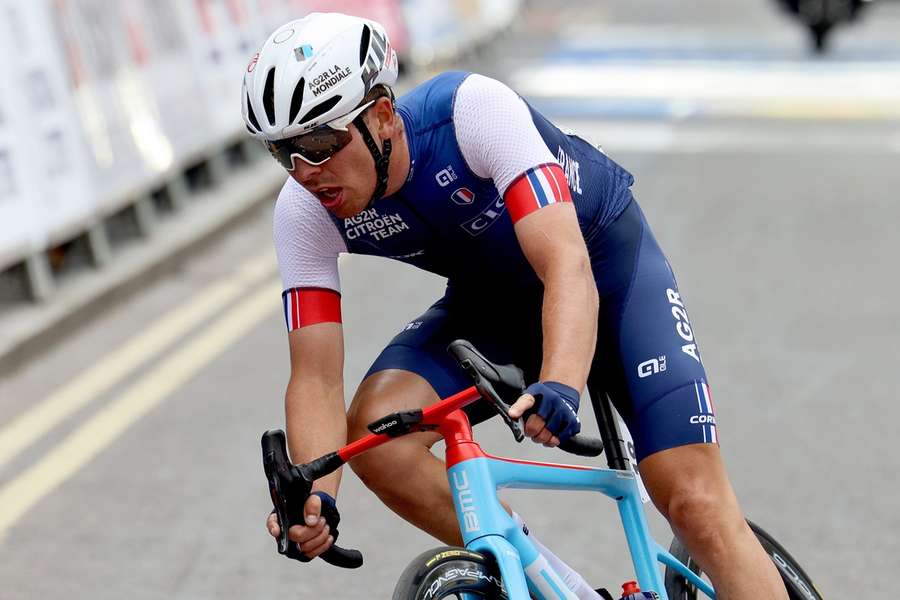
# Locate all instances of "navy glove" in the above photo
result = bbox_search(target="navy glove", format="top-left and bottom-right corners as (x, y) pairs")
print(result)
(524, 381), (582, 442)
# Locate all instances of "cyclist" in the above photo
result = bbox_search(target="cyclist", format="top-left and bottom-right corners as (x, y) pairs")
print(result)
(245, 13), (788, 600)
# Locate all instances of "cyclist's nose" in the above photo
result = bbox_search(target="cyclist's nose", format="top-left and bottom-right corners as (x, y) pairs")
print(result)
(291, 160), (322, 185)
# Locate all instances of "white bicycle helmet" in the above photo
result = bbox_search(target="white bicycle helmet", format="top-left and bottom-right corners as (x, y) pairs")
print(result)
(242, 12), (399, 141)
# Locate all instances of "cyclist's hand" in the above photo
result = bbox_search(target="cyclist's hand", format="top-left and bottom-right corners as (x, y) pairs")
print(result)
(509, 381), (581, 446)
(265, 493), (334, 559)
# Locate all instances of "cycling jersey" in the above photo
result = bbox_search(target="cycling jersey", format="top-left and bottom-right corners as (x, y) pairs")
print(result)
(275, 71), (634, 316)
(273, 71), (717, 461)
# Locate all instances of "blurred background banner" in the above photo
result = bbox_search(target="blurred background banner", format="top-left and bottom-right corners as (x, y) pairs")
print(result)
(183, 0), (257, 141)
(401, 0), (519, 65)
(53, 0), (153, 214)
(0, 30), (35, 269)
(0, 0), (94, 270)
(0, 0), (518, 274)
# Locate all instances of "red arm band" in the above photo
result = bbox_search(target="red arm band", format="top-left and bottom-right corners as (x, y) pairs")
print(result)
(505, 163), (572, 224)
(281, 288), (342, 331)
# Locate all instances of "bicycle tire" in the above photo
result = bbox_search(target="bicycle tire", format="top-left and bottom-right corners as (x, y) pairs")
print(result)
(664, 520), (823, 600)
(392, 546), (508, 600)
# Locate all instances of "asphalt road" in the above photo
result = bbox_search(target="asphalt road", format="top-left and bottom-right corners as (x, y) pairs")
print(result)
(2, 1), (899, 598)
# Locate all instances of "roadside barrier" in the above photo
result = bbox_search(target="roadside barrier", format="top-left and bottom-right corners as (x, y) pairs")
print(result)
(0, 0), (518, 310)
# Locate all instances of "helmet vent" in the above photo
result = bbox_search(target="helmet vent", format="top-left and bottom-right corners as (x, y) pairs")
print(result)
(359, 24), (371, 67)
(246, 92), (261, 132)
(288, 78), (305, 124)
(263, 67), (277, 126)
(300, 95), (342, 125)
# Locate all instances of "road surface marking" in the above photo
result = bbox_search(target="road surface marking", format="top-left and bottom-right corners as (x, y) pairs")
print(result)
(0, 277), (280, 539)
(552, 119), (900, 154)
(0, 251), (275, 473)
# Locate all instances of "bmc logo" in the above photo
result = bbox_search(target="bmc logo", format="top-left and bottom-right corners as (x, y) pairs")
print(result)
(435, 166), (457, 187)
(637, 355), (667, 378)
(452, 471), (480, 533)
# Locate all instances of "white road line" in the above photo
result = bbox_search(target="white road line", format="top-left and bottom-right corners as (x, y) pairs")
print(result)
(514, 63), (900, 101)
(0, 278), (281, 539)
(558, 120), (900, 154)
(512, 61), (900, 120)
(0, 251), (276, 473)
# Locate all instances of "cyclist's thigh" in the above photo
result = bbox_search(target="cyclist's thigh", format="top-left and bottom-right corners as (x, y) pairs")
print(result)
(347, 368), (444, 446)
(588, 197), (716, 463)
(363, 290), (543, 427)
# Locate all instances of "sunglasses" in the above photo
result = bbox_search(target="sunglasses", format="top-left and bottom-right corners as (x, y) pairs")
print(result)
(266, 100), (375, 170)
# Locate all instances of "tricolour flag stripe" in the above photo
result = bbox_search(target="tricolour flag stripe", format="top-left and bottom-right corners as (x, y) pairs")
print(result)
(702, 382), (718, 443)
(281, 287), (342, 331)
(692, 380), (718, 445)
(505, 163), (573, 223)
(540, 164), (563, 202)
(526, 169), (550, 208)
(701, 382), (712, 413)
(694, 381), (707, 443)
(536, 167), (559, 207)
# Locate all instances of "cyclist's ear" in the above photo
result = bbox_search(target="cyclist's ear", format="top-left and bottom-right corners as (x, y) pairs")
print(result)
(304, 493), (322, 526)
(368, 96), (400, 140)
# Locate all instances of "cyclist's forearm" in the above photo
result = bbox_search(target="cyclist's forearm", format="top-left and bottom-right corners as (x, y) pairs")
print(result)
(538, 256), (598, 390)
(285, 375), (347, 497)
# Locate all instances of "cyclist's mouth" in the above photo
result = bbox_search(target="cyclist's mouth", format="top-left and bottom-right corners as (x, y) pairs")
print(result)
(317, 187), (343, 210)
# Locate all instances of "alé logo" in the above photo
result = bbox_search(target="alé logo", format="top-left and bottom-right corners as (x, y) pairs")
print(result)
(435, 165), (457, 187)
(452, 471), (480, 533)
(638, 355), (667, 378)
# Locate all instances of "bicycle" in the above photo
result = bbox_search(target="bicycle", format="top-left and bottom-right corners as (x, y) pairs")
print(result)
(262, 339), (822, 600)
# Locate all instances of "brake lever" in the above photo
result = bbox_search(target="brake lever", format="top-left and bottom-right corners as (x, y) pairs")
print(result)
(460, 359), (525, 442)
(261, 430), (363, 568)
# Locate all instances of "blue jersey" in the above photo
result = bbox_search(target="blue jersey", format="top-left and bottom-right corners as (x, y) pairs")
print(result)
(274, 72), (717, 462)
(325, 71), (635, 290)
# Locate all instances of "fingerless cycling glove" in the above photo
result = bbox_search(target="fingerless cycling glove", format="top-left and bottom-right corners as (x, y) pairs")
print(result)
(525, 381), (582, 442)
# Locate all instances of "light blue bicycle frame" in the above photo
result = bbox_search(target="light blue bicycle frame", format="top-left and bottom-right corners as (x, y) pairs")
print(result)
(442, 417), (715, 599)
(338, 386), (715, 599)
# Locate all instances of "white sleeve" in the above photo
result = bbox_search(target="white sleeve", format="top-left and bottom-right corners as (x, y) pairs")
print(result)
(273, 178), (348, 292)
(453, 74), (558, 196)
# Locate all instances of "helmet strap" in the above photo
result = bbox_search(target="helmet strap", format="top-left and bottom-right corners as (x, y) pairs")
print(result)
(353, 114), (392, 206)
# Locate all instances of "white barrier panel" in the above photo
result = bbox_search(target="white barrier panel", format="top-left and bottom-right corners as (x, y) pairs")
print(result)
(54, 0), (229, 214)
(0, 0), (94, 263)
(54, 0), (157, 212)
(179, 0), (261, 139)
(0, 71), (37, 269)
(117, 0), (215, 171)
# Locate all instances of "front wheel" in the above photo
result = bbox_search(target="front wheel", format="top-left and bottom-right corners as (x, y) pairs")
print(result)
(664, 520), (823, 600)
(393, 546), (507, 599)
